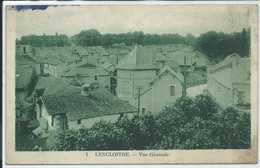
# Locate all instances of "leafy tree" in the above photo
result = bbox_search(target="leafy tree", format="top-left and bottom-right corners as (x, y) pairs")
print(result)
(72, 29), (103, 46)
(216, 107), (251, 149)
(196, 28), (250, 61)
(52, 94), (250, 151)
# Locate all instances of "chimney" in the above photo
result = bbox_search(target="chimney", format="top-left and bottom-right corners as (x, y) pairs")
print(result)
(80, 83), (98, 96)
(81, 84), (91, 97)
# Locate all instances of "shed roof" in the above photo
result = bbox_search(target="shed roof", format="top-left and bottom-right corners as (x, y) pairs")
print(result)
(42, 86), (137, 120)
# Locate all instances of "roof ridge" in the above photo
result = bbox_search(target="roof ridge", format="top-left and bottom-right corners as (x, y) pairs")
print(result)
(150, 65), (184, 84)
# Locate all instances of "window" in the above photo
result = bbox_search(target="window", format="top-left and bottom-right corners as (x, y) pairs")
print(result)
(94, 75), (98, 80)
(51, 115), (54, 126)
(39, 103), (42, 118)
(141, 108), (146, 115)
(77, 119), (81, 124)
(170, 85), (175, 96)
(44, 64), (49, 69)
(247, 72), (251, 81)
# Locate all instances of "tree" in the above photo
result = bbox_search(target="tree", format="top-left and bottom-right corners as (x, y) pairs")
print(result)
(196, 28), (250, 61)
(52, 94), (250, 151)
(72, 29), (103, 46)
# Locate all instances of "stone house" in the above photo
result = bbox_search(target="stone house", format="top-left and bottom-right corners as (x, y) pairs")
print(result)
(207, 54), (250, 109)
(35, 85), (137, 132)
(16, 67), (37, 134)
(116, 45), (183, 114)
(16, 45), (31, 54)
(62, 61), (110, 87)
(38, 57), (63, 77)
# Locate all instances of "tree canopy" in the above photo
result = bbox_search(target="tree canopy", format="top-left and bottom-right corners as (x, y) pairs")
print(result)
(17, 28), (250, 61)
(16, 33), (70, 47)
(195, 28), (250, 61)
(52, 94), (250, 151)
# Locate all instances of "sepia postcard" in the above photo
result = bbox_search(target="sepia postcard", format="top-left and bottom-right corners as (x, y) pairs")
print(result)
(3, 1), (259, 165)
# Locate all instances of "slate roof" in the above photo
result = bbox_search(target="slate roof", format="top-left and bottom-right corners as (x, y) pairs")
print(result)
(35, 77), (73, 96)
(16, 67), (34, 89)
(42, 86), (138, 120)
(116, 45), (158, 70)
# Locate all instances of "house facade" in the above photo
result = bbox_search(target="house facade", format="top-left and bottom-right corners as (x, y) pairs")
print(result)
(38, 58), (61, 77)
(16, 45), (31, 54)
(134, 66), (183, 113)
(117, 45), (183, 114)
(62, 61), (110, 87)
(207, 54), (250, 109)
(35, 86), (137, 132)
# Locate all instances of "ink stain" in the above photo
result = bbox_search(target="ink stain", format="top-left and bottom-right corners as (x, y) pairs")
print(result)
(13, 5), (58, 12)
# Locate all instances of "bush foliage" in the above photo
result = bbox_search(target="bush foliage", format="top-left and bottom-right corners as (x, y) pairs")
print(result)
(52, 94), (250, 151)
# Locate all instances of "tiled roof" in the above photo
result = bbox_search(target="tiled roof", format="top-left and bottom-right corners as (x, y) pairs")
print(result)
(35, 76), (73, 96)
(86, 46), (109, 56)
(63, 62), (109, 77)
(37, 57), (63, 66)
(117, 45), (158, 70)
(32, 46), (88, 62)
(164, 51), (196, 66)
(16, 67), (34, 89)
(154, 52), (166, 61)
(42, 86), (137, 120)
(16, 54), (39, 66)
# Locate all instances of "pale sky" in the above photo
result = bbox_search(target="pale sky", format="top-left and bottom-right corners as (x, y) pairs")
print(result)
(15, 5), (252, 39)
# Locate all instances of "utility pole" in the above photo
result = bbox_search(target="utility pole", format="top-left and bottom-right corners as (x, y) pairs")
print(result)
(183, 56), (187, 96)
(137, 86), (141, 117)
